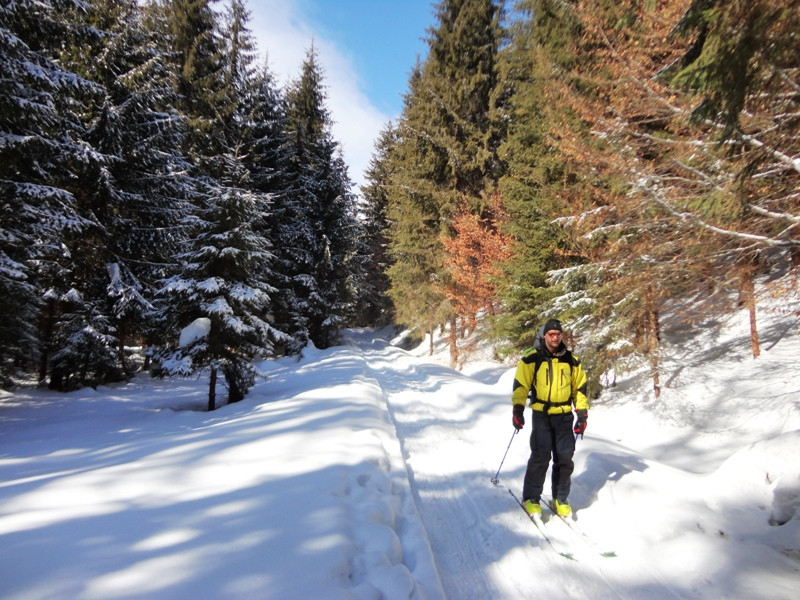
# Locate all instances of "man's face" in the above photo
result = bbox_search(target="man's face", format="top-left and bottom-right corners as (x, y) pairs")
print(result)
(544, 330), (562, 352)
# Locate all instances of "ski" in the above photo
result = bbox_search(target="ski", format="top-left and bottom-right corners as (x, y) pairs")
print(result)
(508, 488), (576, 561)
(542, 496), (617, 558)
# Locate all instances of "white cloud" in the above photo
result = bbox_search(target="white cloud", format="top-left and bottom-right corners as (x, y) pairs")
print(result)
(248, 1), (391, 194)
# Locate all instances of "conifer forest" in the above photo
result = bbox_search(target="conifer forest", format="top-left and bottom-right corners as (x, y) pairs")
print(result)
(2, 1), (798, 406)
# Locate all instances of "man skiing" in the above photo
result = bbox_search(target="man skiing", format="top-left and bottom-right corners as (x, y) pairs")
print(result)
(511, 319), (588, 518)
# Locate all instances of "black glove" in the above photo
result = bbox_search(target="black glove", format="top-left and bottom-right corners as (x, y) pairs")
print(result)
(512, 404), (525, 430)
(573, 409), (588, 437)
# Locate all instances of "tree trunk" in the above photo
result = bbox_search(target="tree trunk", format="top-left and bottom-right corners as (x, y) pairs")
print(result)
(739, 264), (760, 358)
(449, 314), (458, 369)
(225, 364), (245, 403)
(645, 285), (661, 398)
(749, 300), (760, 359)
(143, 334), (153, 372)
(38, 298), (57, 385)
(117, 327), (130, 378)
(208, 366), (217, 411)
(651, 354), (661, 399)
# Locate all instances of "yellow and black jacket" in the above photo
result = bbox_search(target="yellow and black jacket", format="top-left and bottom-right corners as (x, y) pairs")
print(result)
(511, 346), (588, 414)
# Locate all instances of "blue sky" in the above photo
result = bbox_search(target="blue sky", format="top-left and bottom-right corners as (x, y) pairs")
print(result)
(302, 1), (435, 115)
(248, 0), (437, 191)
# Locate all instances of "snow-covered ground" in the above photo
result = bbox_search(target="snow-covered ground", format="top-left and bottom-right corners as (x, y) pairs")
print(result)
(1, 303), (799, 599)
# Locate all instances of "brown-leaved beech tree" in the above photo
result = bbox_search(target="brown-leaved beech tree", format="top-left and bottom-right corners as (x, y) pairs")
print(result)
(441, 193), (513, 367)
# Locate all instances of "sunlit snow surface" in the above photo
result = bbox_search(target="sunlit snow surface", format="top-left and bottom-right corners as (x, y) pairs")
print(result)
(1, 306), (798, 599)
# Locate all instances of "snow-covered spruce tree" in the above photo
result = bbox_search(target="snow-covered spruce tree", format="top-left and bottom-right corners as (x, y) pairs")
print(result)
(0, 0), (103, 388)
(221, 0), (257, 102)
(157, 185), (289, 410)
(283, 46), (360, 349)
(39, 0), (143, 390)
(56, 0), (198, 380)
(238, 62), (307, 353)
(152, 0), (289, 408)
(144, 1), (249, 197)
(218, 0), (305, 356)
(144, 0), (231, 166)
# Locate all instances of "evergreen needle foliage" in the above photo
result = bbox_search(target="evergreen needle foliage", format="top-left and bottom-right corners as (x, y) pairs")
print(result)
(0, 0), (363, 405)
(365, 0), (798, 391)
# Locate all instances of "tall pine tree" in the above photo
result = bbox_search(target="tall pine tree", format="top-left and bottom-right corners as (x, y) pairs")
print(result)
(386, 64), (450, 350)
(238, 59), (303, 352)
(356, 123), (398, 327)
(150, 0), (288, 407)
(283, 46), (359, 349)
(386, 0), (504, 361)
(0, 0), (111, 389)
(58, 0), (197, 382)
(491, 0), (585, 350)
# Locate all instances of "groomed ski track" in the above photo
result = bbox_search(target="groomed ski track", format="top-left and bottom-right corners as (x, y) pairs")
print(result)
(350, 335), (681, 600)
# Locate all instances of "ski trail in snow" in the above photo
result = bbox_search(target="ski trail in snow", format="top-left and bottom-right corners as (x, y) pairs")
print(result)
(356, 342), (629, 600)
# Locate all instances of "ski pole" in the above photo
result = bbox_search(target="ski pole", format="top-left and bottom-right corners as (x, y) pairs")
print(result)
(490, 429), (518, 485)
